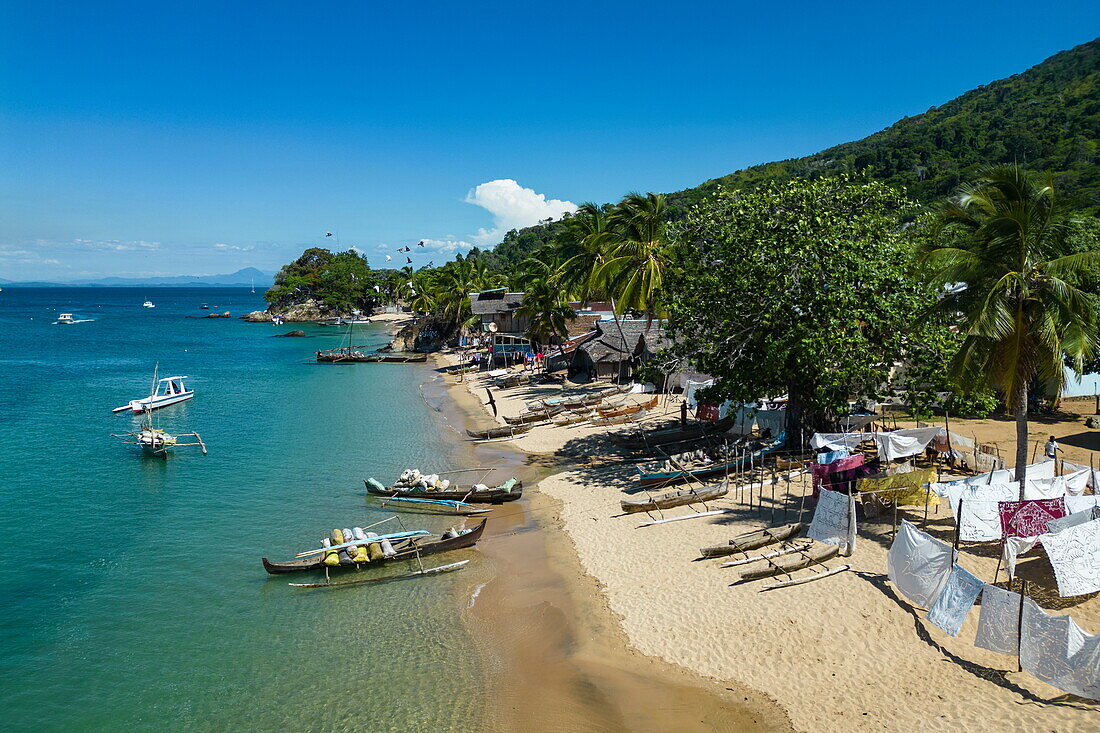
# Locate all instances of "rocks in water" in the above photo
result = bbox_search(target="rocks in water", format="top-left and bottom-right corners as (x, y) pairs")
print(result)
(244, 310), (273, 322)
(1086, 416), (1100, 429)
(203, 311), (232, 318)
(275, 330), (307, 337)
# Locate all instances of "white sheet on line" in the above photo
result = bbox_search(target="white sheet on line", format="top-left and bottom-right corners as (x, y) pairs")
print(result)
(682, 378), (713, 409)
(1021, 598), (1100, 701)
(887, 520), (953, 608)
(810, 432), (874, 451)
(1065, 496), (1100, 516)
(1039, 515), (1100, 597)
(974, 583), (1021, 656)
(1060, 460), (1100, 491)
(940, 482), (1021, 542)
(926, 564), (984, 637)
(873, 427), (943, 461)
(807, 487), (857, 555)
(1023, 475), (1073, 500)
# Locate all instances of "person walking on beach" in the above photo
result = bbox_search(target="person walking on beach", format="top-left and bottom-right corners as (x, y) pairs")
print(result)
(1044, 435), (1063, 461)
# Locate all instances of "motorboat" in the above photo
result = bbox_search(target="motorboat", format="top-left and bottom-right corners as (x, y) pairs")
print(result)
(200, 303), (209, 309)
(271, 316), (284, 325)
(54, 313), (78, 325)
(113, 374), (195, 413)
(142, 301), (155, 308)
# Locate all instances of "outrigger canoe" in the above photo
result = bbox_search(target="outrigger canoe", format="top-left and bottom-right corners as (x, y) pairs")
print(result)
(699, 523), (803, 558)
(466, 424), (532, 442)
(365, 477), (523, 504)
(503, 405), (564, 426)
(597, 395), (658, 418)
(637, 432), (786, 488)
(261, 519), (487, 574)
(620, 481), (728, 514)
(610, 414), (736, 451)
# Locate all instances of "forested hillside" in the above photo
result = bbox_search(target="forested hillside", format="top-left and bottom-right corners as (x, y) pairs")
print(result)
(489, 38), (1099, 268)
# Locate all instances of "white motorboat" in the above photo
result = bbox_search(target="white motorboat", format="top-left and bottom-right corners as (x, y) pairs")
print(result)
(113, 375), (195, 413)
(142, 301), (155, 308)
(55, 313), (77, 325)
(271, 316), (284, 325)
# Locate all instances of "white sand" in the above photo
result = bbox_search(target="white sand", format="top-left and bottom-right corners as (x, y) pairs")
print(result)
(540, 465), (1100, 732)
(441, 360), (1100, 729)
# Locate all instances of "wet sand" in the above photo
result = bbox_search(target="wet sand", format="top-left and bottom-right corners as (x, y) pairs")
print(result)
(419, 359), (792, 732)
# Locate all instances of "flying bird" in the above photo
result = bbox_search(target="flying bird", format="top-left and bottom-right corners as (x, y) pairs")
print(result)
(373, 285), (381, 292)
(385, 255), (392, 261)
(406, 257), (412, 264)
(402, 246), (411, 252)
(325, 232), (333, 237)
(417, 241), (425, 247)
(485, 388), (497, 417)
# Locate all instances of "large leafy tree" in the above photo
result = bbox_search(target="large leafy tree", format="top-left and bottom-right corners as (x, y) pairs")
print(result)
(266, 248), (381, 313)
(918, 166), (1100, 484)
(663, 174), (937, 438)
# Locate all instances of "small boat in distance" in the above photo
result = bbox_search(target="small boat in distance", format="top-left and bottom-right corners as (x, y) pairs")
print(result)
(142, 300), (155, 308)
(113, 372), (195, 413)
(54, 313), (77, 324)
(200, 303), (209, 309)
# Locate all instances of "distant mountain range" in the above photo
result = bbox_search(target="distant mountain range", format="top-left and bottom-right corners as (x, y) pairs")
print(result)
(0, 267), (273, 288)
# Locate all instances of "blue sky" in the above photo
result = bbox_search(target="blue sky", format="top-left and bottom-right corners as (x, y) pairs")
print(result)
(1, 2), (1097, 280)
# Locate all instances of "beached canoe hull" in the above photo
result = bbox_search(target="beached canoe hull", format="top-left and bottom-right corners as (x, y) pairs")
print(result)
(699, 523), (803, 558)
(637, 433), (786, 488)
(261, 519), (487, 574)
(503, 405), (564, 425)
(739, 543), (839, 580)
(465, 425), (532, 441)
(610, 414), (737, 451)
(620, 483), (728, 514)
(364, 481), (523, 504)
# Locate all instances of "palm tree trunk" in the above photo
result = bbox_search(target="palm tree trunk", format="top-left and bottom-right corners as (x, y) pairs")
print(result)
(1014, 387), (1028, 498)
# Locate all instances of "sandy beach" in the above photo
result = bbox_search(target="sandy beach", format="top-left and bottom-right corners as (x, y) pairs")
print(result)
(438, 355), (1100, 731)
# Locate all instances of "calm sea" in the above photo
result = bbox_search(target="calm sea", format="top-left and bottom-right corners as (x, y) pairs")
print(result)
(0, 288), (488, 730)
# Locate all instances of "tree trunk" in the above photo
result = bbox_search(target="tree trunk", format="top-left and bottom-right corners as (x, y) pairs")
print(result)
(1014, 387), (1029, 498)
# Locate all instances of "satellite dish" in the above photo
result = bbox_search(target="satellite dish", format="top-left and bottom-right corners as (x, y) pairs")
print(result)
(488, 321), (499, 333)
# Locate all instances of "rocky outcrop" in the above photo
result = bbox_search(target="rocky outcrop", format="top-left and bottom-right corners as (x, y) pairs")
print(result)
(244, 299), (329, 323)
(389, 315), (454, 353)
(203, 311), (232, 319)
(275, 330), (307, 337)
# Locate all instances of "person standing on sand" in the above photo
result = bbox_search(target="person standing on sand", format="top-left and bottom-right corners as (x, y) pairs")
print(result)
(1044, 435), (1063, 461)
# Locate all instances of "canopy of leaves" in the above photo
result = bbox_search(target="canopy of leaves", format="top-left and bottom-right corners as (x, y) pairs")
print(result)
(662, 175), (939, 433)
(265, 248), (381, 313)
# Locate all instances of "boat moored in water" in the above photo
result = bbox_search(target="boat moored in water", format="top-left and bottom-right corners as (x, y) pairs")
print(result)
(365, 475), (522, 504)
(261, 519), (487, 574)
(142, 301), (155, 308)
(113, 374), (195, 413)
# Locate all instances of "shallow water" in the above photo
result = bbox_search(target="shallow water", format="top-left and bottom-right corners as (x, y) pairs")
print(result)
(0, 288), (487, 730)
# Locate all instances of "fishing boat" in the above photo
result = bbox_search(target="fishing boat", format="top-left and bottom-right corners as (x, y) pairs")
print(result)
(502, 405), (564, 426)
(589, 409), (647, 427)
(53, 313), (84, 325)
(465, 424), (532, 442)
(370, 495), (492, 516)
(610, 413), (736, 451)
(636, 432), (786, 488)
(316, 349), (426, 363)
(738, 543), (839, 581)
(111, 407), (207, 458)
(620, 481), (728, 514)
(597, 395), (658, 418)
(272, 316), (284, 325)
(112, 370), (195, 413)
(551, 409), (593, 427)
(699, 523), (803, 558)
(142, 300), (155, 308)
(200, 303), (209, 309)
(542, 392), (608, 410)
(261, 519), (487, 574)
(365, 476), (522, 504)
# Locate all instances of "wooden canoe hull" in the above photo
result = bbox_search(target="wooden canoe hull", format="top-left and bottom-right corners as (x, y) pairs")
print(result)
(262, 519), (487, 574)
(739, 543), (839, 580)
(465, 425), (532, 440)
(637, 433), (786, 488)
(597, 395), (658, 418)
(503, 405), (564, 425)
(365, 480), (523, 504)
(699, 523), (803, 558)
(620, 483), (728, 514)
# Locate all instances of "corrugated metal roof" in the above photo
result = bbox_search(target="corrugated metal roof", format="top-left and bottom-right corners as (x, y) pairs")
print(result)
(470, 291), (524, 315)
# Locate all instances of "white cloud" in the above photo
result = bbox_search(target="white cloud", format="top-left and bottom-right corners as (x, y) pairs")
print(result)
(213, 243), (255, 252)
(417, 237), (476, 255)
(465, 179), (577, 245)
(72, 238), (161, 251)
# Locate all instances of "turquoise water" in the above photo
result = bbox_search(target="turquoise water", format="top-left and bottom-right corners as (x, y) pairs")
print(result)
(0, 288), (487, 730)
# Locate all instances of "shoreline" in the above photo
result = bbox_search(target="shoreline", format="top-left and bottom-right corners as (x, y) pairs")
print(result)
(428, 355), (1100, 731)
(423, 353), (793, 731)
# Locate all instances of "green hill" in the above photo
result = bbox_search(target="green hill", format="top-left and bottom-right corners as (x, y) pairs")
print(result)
(487, 37), (1099, 270)
(670, 37), (1100, 215)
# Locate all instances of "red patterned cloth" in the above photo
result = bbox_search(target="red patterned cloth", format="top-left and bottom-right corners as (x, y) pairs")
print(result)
(811, 453), (867, 496)
(696, 403), (720, 422)
(998, 498), (1067, 541)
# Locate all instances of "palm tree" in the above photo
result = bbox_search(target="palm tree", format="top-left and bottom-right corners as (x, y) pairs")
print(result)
(556, 202), (616, 300)
(598, 192), (669, 319)
(516, 275), (575, 347)
(918, 166), (1100, 486)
